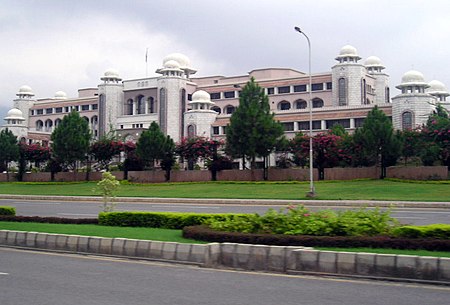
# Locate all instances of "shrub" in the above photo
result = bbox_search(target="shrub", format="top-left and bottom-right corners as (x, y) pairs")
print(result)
(0, 206), (15, 216)
(207, 205), (399, 237)
(98, 211), (250, 229)
(392, 224), (450, 239)
(0, 215), (97, 224)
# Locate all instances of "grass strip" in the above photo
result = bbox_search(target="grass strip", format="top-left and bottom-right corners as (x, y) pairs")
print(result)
(0, 221), (206, 244)
(316, 247), (450, 258)
(0, 179), (449, 201)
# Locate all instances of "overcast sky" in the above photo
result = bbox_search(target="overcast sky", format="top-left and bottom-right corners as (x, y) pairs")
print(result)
(1, 0), (449, 110)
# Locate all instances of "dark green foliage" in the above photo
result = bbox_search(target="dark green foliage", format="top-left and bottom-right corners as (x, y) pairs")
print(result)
(0, 215), (97, 224)
(392, 224), (450, 239)
(422, 104), (450, 168)
(226, 77), (284, 169)
(0, 206), (16, 216)
(136, 122), (173, 170)
(0, 129), (19, 177)
(51, 110), (91, 170)
(98, 211), (250, 229)
(182, 225), (450, 251)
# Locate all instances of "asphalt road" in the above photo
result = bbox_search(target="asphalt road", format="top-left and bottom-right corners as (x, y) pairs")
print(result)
(1, 198), (450, 225)
(1, 247), (449, 305)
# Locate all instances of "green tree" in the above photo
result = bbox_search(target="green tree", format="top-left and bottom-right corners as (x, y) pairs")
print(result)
(226, 77), (284, 175)
(0, 129), (19, 181)
(51, 110), (91, 171)
(422, 104), (450, 168)
(160, 135), (176, 181)
(136, 122), (168, 169)
(95, 171), (120, 212)
(353, 106), (401, 178)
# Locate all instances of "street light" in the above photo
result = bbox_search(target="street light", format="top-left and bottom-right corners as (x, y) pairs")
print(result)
(294, 26), (315, 197)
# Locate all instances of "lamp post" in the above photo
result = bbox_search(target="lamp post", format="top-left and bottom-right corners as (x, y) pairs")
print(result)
(294, 26), (315, 197)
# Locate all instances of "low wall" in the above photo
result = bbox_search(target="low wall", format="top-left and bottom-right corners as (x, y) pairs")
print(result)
(387, 166), (448, 180)
(2, 230), (449, 284)
(325, 167), (379, 180)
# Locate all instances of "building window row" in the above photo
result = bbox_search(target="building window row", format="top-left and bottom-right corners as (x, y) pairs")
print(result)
(276, 98), (324, 111)
(35, 116), (98, 133)
(211, 105), (236, 115)
(124, 96), (156, 115)
(268, 83), (331, 95)
(31, 104), (97, 116)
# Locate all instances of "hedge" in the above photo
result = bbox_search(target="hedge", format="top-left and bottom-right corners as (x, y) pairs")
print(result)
(0, 206), (16, 216)
(392, 224), (450, 239)
(0, 215), (98, 224)
(182, 225), (450, 251)
(98, 211), (250, 229)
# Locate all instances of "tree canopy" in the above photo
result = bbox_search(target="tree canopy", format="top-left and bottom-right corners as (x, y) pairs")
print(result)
(136, 122), (172, 169)
(0, 128), (19, 173)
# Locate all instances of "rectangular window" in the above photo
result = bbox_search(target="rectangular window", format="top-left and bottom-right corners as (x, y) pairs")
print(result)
(46, 108), (53, 114)
(212, 126), (220, 135)
(37, 109), (44, 115)
(326, 119), (350, 129)
(267, 88), (274, 95)
(312, 83), (324, 91)
(187, 94), (193, 101)
(210, 92), (221, 100)
(224, 91), (235, 98)
(355, 118), (365, 128)
(30, 110), (35, 116)
(120, 125), (124, 129)
(293, 85), (307, 92)
(55, 107), (63, 113)
(222, 126), (228, 134)
(312, 121), (322, 130)
(326, 82), (332, 90)
(298, 121), (309, 130)
(81, 105), (90, 111)
(282, 122), (294, 131)
(73, 106), (79, 111)
(277, 86), (290, 94)
(92, 104), (98, 110)
(64, 107), (70, 112)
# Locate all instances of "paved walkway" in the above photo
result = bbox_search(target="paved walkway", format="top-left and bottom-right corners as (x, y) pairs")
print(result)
(1, 194), (449, 209)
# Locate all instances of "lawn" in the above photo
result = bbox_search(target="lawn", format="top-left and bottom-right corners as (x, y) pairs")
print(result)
(0, 179), (449, 201)
(1, 221), (448, 257)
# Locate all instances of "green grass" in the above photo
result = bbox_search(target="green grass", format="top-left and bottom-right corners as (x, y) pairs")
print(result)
(0, 221), (205, 244)
(0, 179), (449, 201)
(316, 247), (450, 258)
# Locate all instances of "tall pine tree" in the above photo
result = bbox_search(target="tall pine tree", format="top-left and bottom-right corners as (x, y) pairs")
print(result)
(226, 77), (284, 174)
(136, 122), (172, 170)
(0, 128), (19, 181)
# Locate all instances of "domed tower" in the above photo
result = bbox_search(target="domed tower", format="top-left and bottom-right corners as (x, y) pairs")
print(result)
(13, 85), (36, 129)
(97, 68), (124, 137)
(156, 53), (197, 142)
(364, 56), (390, 104)
(184, 90), (217, 138)
(1, 108), (28, 141)
(392, 70), (437, 130)
(332, 45), (367, 106)
(54, 91), (68, 99)
(427, 80), (450, 113)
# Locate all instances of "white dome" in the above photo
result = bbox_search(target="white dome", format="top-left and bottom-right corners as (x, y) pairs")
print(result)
(16, 85), (34, 97)
(5, 108), (24, 120)
(163, 60), (181, 69)
(163, 53), (191, 69)
(428, 80), (447, 92)
(192, 90), (211, 102)
(339, 45), (358, 57)
(104, 68), (120, 78)
(54, 91), (67, 99)
(401, 70), (426, 84)
(365, 56), (383, 66)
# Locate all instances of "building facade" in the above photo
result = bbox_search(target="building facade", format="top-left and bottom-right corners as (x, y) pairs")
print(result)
(2, 46), (449, 146)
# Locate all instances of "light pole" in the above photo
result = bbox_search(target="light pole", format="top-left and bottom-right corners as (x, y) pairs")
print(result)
(294, 26), (315, 197)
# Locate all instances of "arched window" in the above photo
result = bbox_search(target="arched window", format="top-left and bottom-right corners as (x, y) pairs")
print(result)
(148, 97), (156, 113)
(312, 98), (324, 108)
(211, 106), (221, 114)
(225, 105), (235, 114)
(187, 124), (196, 138)
(278, 100), (291, 110)
(36, 120), (43, 131)
(44, 119), (53, 132)
(338, 78), (347, 106)
(295, 99), (307, 109)
(125, 99), (133, 115)
(402, 111), (413, 130)
(136, 95), (145, 114)
(55, 118), (62, 127)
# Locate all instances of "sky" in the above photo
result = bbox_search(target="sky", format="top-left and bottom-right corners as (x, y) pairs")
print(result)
(0, 0), (449, 113)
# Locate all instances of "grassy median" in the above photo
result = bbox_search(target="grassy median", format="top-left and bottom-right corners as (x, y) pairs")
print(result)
(0, 179), (449, 201)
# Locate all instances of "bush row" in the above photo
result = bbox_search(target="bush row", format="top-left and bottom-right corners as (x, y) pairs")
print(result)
(392, 224), (450, 239)
(0, 215), (98, 224)
(0, 206), (16, 216)
(183, 225), (450, 251)
(98, 211), (250, 229)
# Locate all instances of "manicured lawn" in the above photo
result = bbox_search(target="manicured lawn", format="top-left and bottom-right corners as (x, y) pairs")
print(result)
(0, 221), (205, 244)
(316, 247), (450, 258)
(0, 179), (449, 201)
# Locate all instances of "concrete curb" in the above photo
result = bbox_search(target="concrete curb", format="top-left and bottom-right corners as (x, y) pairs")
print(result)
(1, 194), (450, 209)
(1, 229), (449, 285)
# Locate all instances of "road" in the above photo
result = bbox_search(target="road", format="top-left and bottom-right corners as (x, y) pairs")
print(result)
(1, 198), (450, 225)
(0, 247), (449, 305)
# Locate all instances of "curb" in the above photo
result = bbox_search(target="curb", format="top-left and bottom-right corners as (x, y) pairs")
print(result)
(1, 230), (449, 285)
(1, 194), (450, 209)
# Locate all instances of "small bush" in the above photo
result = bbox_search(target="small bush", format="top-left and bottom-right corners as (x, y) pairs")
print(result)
(392, 224), (450, 239)
(0, 206), (16, 216)
(98, 211), (250, 229)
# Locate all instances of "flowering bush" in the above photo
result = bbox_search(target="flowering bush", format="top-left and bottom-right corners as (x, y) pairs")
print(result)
(176, 137), (225, 169)
(90, 140), (124, 170)
(20, 143), (51, 164)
